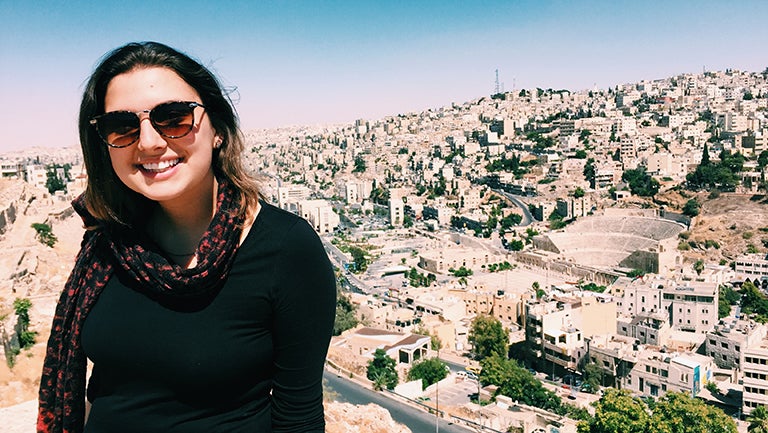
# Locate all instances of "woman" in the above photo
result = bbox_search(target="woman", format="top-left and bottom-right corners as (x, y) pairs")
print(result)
(37, 41), (337, 433)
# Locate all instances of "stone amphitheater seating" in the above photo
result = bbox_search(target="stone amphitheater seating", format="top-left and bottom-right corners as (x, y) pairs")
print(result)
(537, 215), (684, 268)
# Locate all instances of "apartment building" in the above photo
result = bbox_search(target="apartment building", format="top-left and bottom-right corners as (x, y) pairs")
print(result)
(297, 199), (339, 234)
(705, 318), (765, 370)
(277, 184), (311, 212)
(734, 253), (768, 286)
(345, 179), (373, 204)
(663, 283), (719, 334)
(389, 197), (404, 227)
(617, 313), (672, 347)
(418, 246), (493, 275)
(623, 351), (714, 399)
(620, 277), (718, 334)
(741, 336), (768, 417)
(526, 294), (619, 373)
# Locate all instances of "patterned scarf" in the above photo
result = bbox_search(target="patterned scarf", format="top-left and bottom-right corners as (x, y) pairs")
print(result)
(37, 179), (245, 433)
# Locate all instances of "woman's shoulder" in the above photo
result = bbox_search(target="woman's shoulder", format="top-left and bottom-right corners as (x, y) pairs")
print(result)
(251, 201), (319, 242)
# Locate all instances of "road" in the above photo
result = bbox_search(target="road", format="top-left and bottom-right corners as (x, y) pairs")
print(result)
(495, 190), (534, 226)
(323, 371), (473, 433)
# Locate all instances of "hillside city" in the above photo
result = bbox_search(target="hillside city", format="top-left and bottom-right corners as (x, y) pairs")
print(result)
(2, 67), (768, 432)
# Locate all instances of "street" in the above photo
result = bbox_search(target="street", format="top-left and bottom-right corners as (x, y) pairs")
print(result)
(323, 370), (474, 433)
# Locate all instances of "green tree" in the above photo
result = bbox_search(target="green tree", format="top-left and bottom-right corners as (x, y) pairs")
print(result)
(682, 199), (700, 217)
(577, 388), (649, 433)
(348, 246), (368, 273)
(31, 222), (57, 247)
(333, 286), (358, 336)
(13, 298), (35, 350)
(468, 315), (508, 360)
(649, 391), (737, 433)
(583, 158), (596, 188)
(741, 281), (768, 322)
(693, 259), (705, 275)
(407, 357), (448, 390)
(500, 213), (522, 230)
(574, 187), (586, 198)
(366, 348), (398, 390)
(719, 285), (740, 319)
(622, 167), (660, 197)
(582, 362), (603, 393)
(748, 404), (768, 433)
(506, 239), (524, 251)
(758, 150), (768, 169)
(45, 169), (65, 194)
(44, 163), (71, 195)
(352, 154), (366, 173)
(449, 266), (473, 278)
(480, 353), (561, 411)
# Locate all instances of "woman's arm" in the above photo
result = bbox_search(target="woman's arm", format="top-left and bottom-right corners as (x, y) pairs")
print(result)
(270, 219), (336, 432)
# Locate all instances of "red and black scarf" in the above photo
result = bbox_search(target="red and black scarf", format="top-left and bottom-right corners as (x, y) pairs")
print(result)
(37, 179), (245, 433)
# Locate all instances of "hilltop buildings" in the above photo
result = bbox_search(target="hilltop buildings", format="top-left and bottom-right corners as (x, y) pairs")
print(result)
(10, 68), (768, 424)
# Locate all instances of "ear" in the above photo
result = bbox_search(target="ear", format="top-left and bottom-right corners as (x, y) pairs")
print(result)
(213, 136), (223, 149)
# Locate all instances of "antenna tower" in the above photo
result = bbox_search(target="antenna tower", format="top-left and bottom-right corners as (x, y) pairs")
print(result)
(494, 69), (501, 94)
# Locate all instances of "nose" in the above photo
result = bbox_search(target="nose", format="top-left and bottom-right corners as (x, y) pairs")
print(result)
(136, 114), (167, 152)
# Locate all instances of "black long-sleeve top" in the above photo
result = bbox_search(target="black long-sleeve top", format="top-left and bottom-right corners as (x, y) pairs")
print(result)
(81, 203), (337, 432)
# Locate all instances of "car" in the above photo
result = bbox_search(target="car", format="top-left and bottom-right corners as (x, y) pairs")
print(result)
(466, 365), (481, 375)
(563, 374), (583, 388)
(466, 372), (478, 381)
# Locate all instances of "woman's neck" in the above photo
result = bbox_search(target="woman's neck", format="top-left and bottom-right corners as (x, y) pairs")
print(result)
(150, 179), (218, 261)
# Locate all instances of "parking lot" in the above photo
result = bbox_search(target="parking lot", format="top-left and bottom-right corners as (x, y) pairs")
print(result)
(423, 375), (480, 407)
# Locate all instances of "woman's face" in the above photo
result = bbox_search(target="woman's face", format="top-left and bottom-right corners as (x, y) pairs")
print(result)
(103, 67), (217, 209)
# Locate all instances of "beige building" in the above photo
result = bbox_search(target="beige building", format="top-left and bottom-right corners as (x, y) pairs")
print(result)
(734, 253), (768, 286)
(618, 277), (718, 334)
(662, 283), (718, 334)
(705, 318), (764, 370)
(623, 351), (714, 399)
(419, 247), (494, 274)
(277, 184), (311, 212)
(743, 335), (768, 417)
(297, 199), (339, 234)
(345, 327), (430, 365)
(525, 295), (616, 376)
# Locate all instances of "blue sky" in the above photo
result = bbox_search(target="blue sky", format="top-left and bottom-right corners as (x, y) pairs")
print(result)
(1, 0), (766, 152)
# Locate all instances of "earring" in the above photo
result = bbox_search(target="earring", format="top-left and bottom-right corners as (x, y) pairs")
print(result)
(214, 137), (223, 149)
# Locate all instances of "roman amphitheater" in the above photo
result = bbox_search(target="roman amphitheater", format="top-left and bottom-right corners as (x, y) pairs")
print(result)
(528, 209), (687, 278)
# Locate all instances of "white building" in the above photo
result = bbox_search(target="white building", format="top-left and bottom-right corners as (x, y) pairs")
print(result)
(297, 199), (339, 234)
(278, 185), (311, 213)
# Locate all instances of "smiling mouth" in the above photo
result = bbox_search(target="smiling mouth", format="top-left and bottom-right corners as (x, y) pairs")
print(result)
(140, 159), (181, 173)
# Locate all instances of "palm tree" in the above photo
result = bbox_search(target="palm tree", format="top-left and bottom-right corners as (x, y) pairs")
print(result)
(748, 405), (768, 433)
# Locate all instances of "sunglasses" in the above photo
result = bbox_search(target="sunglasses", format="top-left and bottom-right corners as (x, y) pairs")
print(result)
(89, 101), (206, 148)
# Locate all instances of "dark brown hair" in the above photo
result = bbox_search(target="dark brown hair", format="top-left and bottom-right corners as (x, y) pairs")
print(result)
(79, 41), (259, 226)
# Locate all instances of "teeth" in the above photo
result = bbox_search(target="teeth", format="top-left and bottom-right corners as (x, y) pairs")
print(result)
(141, 159), (180, 172)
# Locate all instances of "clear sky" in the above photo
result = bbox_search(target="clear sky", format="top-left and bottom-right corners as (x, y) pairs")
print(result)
(1, 1), (766, 152)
